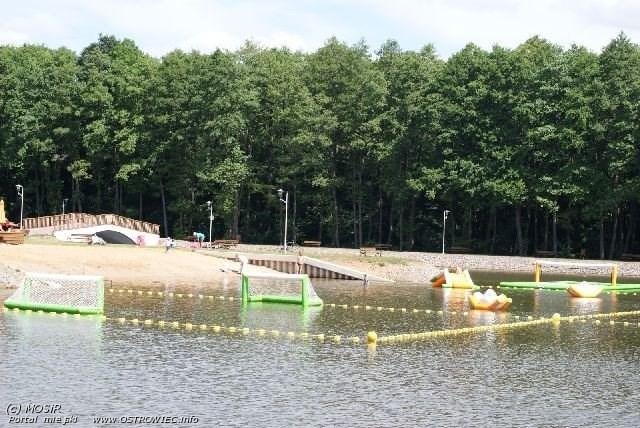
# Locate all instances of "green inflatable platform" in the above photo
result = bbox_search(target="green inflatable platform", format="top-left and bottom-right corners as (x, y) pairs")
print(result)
(498, 281), (640, 292)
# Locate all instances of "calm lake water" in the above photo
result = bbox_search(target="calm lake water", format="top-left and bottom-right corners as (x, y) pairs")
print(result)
(1, 272), (640, 427)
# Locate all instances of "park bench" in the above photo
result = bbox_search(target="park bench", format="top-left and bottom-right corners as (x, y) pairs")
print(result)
(213, 239), (239, 249)
(448, 246), (472, 254)
(360, 246), (381, 257)
(535, 250), (555, 257)
(375, 243), (392, 252)
(303, 240), (321, 247)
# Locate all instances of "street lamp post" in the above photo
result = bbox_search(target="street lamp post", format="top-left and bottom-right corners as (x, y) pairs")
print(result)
(207, 200), (214, 249)
(277, 189), (289, 252)
(16, 185), (24, 229)
(62, 198), (69, 216)
(442, 210), (450, 254)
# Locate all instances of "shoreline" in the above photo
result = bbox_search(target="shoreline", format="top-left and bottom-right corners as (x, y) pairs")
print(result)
(2, 241), (640, 290)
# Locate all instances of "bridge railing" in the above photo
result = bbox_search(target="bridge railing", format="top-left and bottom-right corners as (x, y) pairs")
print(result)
(23, 213), (160, 235)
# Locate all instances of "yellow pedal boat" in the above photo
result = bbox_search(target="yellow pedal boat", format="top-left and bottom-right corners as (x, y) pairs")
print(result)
(567, 282), (603, 298)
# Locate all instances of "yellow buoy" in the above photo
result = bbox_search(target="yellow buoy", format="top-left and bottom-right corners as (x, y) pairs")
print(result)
(367, 331), (378, 344)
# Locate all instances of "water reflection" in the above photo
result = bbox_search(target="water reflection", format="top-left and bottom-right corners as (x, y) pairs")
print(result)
(568, 296), (604, 314)
(2, 278), (640, 428)
(239, 303), (321, 332)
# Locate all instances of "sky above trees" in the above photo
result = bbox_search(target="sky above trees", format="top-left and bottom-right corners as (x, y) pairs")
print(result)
(1, 0), (640, 58)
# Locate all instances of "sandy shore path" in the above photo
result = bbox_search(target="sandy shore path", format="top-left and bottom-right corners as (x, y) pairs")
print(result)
(3, 240), (640, 289)
(0, 243), (243, 289)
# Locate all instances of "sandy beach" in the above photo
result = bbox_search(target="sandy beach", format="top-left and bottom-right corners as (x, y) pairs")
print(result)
(2, 239), (640, 289)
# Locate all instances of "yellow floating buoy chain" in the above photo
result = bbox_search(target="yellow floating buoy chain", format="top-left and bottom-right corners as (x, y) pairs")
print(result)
(92, 313), (363, 346)
(107, 287), (237, 303)
(106, 286), (478, 317)
(375, 310), (640, 345)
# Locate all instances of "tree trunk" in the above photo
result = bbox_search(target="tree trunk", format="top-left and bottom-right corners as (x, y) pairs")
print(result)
(352, 179), (357, 248)
(533, 208), (538, 254)
(599, 213), (605, 260)
(623, 209), (634, 254)
(485, 206), (492, 249)
(409, 197), (416, 250)
(543, 213), (549, 251)
(450, 213), (456, 248)
(159, 177), (168, 237)
(332, 186), (339, 247)
(113, 179), (119, 214)
(377, 189), (383, 244)
(466, 206), (473, 243)
(245, 190), (251, 242)
(515, 206), (524, 256)
(490, 206), (497, 254)
(609, 207), (619, 259)
(387, 199), (393, 244)
(552, 212), (558, 256)
(398, 205), (404, 251)
(232, 190), (240, 240)
(292, 185), (297, 243)
(358, 168), (363, 248)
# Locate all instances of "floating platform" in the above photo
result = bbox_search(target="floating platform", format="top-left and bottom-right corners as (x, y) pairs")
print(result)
(498, 281), (640, 292)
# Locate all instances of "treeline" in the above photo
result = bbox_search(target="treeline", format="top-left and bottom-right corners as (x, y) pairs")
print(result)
(1, 34), (640, 258)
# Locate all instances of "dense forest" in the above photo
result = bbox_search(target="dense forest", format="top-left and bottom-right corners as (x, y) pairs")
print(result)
(1, 33), (640, 258)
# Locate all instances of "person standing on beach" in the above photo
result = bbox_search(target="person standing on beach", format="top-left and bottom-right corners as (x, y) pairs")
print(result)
(165, 237), (173, 253)
(193, 232), (205, 248)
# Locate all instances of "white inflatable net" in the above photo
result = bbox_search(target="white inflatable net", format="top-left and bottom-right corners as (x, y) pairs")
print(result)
(5, 272), (104, 313)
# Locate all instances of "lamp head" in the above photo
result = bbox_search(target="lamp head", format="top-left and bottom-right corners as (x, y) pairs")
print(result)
(207, 200), (212, 207)
(277, 188), (284, 199)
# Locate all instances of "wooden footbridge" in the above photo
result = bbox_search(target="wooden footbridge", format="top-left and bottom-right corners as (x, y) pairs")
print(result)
(24, 213), (160, 245)
(207, 251), (393, 284)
